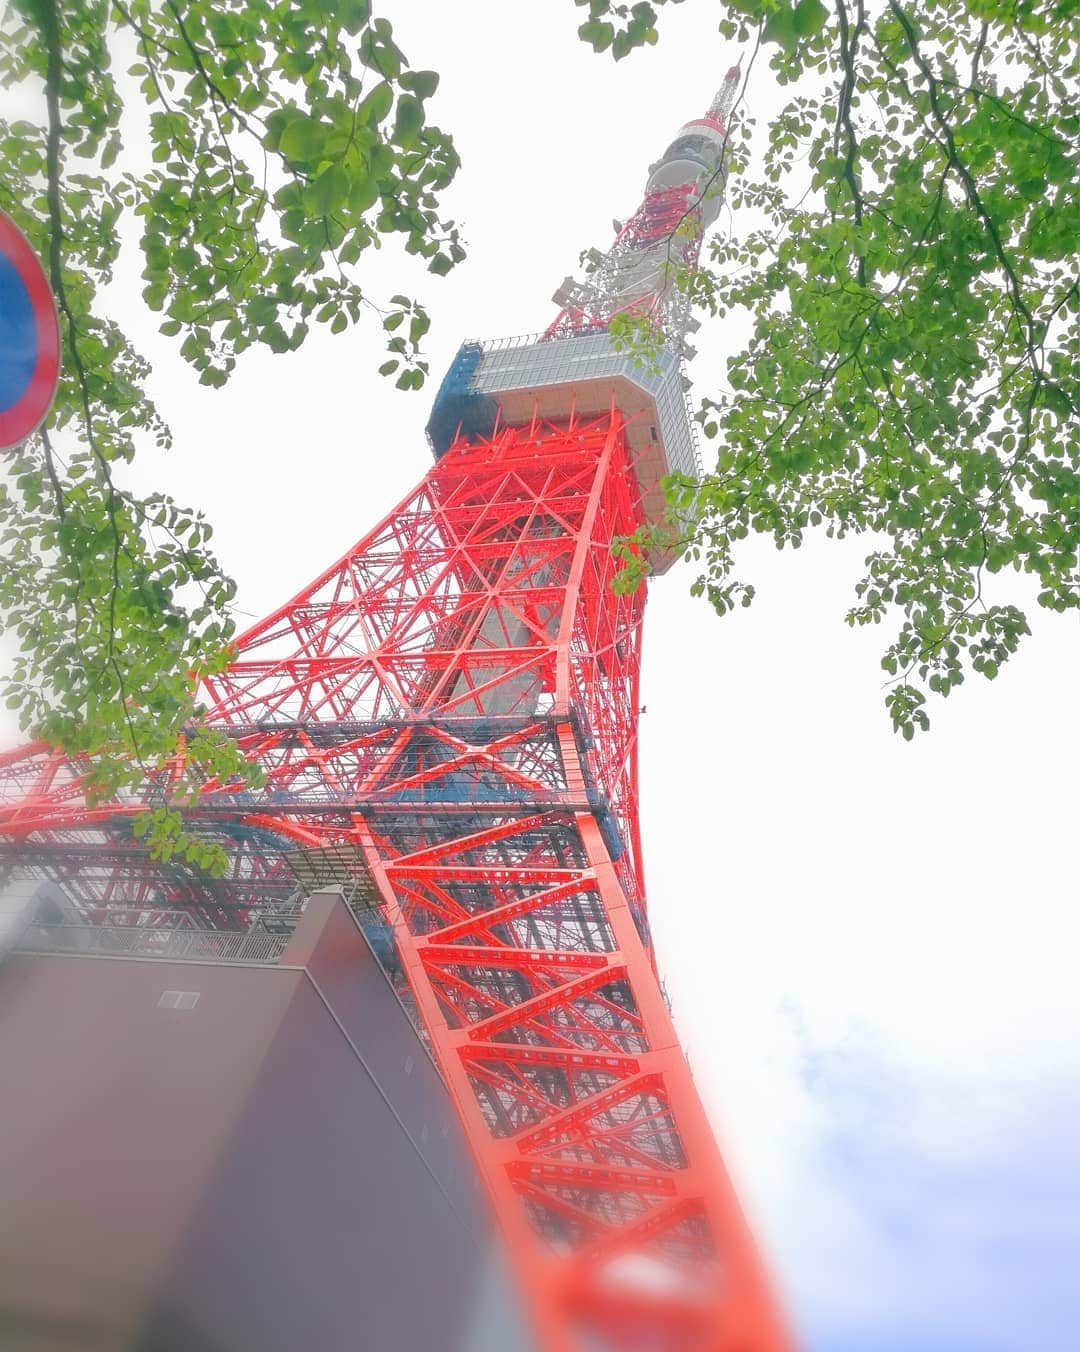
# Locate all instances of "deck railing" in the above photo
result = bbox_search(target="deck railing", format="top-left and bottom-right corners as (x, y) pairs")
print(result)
(13, 923), (291, 964)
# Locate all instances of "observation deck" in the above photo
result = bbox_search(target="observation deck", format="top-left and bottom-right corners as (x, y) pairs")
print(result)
(426, 331), (700, 573)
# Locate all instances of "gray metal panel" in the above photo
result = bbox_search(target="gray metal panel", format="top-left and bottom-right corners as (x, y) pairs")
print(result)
(470, 331), (700, 482)
(0, 895), (536, 1352)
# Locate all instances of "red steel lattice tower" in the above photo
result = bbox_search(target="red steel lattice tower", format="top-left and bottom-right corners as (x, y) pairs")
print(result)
(0, 69), (791, 1352)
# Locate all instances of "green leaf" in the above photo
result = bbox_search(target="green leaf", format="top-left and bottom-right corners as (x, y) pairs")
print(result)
(763, 4), (799, 51)
(357, 81), (393, 126)
(400, 70), (439, 100)
(312, 162), (350, 216)
(340, 0), (371, 35)
(579, 19), (614, 53)
(394, 95), (424, 149)
(278, 116), (327, 163)
(360, 27), (403, 80)
(347, 173), (380, 215)
(793, 0), (829, 37)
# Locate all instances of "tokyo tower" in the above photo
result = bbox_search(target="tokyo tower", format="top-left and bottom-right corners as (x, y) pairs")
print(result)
(0, 67), (790, 1352)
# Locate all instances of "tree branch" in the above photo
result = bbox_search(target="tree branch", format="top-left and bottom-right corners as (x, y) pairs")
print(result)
(834, 0), (868, 284)
(38, 0), (144, 768)
(888, 2), (1041, 378)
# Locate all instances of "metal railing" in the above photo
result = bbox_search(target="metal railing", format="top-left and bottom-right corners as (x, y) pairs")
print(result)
(14, 923), (291, 965)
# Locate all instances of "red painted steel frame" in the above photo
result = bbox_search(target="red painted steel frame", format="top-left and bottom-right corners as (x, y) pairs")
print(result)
(0, 414), (789, 1352)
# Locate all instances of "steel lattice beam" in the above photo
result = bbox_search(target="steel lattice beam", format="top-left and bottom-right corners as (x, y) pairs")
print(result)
(0, 413), (787, 1350)
(0, 65), (792, 1352)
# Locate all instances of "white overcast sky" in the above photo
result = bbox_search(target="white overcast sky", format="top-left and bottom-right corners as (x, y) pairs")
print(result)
(4, 4), (1078, 1349)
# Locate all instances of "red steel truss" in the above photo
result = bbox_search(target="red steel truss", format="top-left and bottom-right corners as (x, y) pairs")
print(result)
(0, 409), (788, 1350)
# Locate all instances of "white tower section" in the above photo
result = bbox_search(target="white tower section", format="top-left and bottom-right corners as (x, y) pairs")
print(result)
(548, 66), (740, 346)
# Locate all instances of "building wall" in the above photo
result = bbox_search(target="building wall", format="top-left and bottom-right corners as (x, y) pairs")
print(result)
(0, 894), (533, 1352)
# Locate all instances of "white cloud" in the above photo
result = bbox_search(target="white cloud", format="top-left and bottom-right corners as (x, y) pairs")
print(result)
(762, 1012), (1080, 1351)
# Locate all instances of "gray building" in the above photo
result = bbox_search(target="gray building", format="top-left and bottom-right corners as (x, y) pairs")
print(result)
(0, 890), (533, 1352)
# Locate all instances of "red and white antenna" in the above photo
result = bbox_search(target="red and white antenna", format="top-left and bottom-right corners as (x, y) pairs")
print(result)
(548, 67), (741, 344)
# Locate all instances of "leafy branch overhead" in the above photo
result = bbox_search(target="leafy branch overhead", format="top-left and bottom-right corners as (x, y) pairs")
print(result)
(584, 0), (1078, 739)
(0, 0), (462, 867)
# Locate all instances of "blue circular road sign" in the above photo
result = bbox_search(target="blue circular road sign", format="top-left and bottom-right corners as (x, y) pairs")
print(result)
(0, 210), (60, 451)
